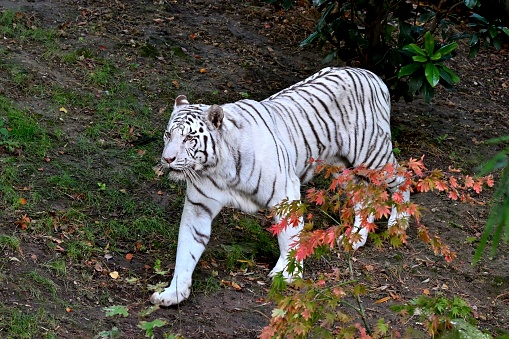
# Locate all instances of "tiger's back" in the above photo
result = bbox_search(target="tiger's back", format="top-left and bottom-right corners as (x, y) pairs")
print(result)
(257, 66), (395, 183)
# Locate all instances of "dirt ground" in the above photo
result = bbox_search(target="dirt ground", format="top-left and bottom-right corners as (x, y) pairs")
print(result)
(0, 0), (508, 338)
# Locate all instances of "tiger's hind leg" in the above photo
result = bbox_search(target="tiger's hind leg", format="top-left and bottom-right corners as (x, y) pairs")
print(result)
(337, 164), (410, 250)
(387, 173), (410, 231)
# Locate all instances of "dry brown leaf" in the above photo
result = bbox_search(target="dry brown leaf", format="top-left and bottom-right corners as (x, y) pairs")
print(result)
(231, 282), (242, 291)
(374, 296), (391, 304)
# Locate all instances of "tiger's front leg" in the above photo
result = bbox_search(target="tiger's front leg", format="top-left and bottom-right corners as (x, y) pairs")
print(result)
(150, 197), (220, 306)
(269, 215), (304, 282)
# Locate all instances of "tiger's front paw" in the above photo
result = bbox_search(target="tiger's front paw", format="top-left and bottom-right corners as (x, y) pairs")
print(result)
(269, 257), (302, 283)
(150, 284), (191, 306)
(337, 227), (368, 251)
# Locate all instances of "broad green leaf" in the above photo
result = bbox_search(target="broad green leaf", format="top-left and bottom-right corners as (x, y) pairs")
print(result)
(502, 27), (509, 36)
(408, 74), (424, 94)
(313, 0), (331, 7)
(103, 305), (129, 317)
(430, 52), (442, 60)
(402, 43), (426, 56)
(425, 63), (440, 87)
(422, 82), (435, 102)
(441, 65), (460, 83)
(321, 50), (337, 64)
(469, 42), (480, 58)
(398, 62), (421, 77)
(439, 67), (454, 85)
(300, 31), (321, 47)
(489, 26), (499, 38)
(471, 13), (488, 24)
(464, 0), (480, 9)
(412, 55), (428, 62)
(469, 34), (479, 47)
(317, 3), (335, 27)
(436, 42), (459, 57)
(493, 36), (502, 50)
(424, 31), (435, 55)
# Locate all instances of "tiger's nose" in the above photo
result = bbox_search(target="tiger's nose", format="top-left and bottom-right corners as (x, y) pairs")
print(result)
(164, 157), (176, 164)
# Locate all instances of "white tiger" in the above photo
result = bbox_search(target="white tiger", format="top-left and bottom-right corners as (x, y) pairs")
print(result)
(150, 67), (409, 306)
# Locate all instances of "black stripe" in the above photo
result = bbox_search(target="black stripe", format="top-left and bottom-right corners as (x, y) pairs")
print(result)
(186, 196), (213, 218)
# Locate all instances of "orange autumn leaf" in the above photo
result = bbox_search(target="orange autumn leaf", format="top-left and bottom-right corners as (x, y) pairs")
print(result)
(125, 253), (134, 261)
(19, 198), (27, 205)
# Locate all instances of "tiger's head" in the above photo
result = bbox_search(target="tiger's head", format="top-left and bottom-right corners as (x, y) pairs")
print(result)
(160, 95), (224, 182)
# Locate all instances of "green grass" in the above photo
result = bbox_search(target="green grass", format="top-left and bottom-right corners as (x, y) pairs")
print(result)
(0, 305), (58, 339)
(0, 95), (52, 156)
(41, 259), (67, 276)
(0, 235), (20, 251)
(26, 270), (59, 299)
(0, 9), (56, 44)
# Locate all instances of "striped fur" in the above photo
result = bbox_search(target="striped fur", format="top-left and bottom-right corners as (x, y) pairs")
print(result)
(150, 67), (409, 306)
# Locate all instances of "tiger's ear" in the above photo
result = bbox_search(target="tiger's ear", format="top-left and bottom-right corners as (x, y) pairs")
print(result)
(206, 105), (224, 129)
(174, 95), (189, 108)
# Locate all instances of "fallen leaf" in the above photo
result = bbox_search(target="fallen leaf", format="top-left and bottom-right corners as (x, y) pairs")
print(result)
(423, 288), (430, 295)
(66, 307), (72, 312)
(44, 157), (51, 162)
(374, 296), (391, 304)
(231, 282), (242, 290)
(59, 107), (68, 113)
(364, 264), (374, 271)
(199, 68), (207, 73)
(19, 198), (27, 205)
(109, 271), (119, 279)
(172, 80), (179, 88)
(94, 263), (103, 272)
(15, 214), (31, 229)
(157, 190), (163, 195)
(125, 253), (133, 261)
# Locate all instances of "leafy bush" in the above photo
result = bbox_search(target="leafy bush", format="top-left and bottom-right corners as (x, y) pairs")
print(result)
(262, 158), (493, 338)
(267, 0), (509, 102)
